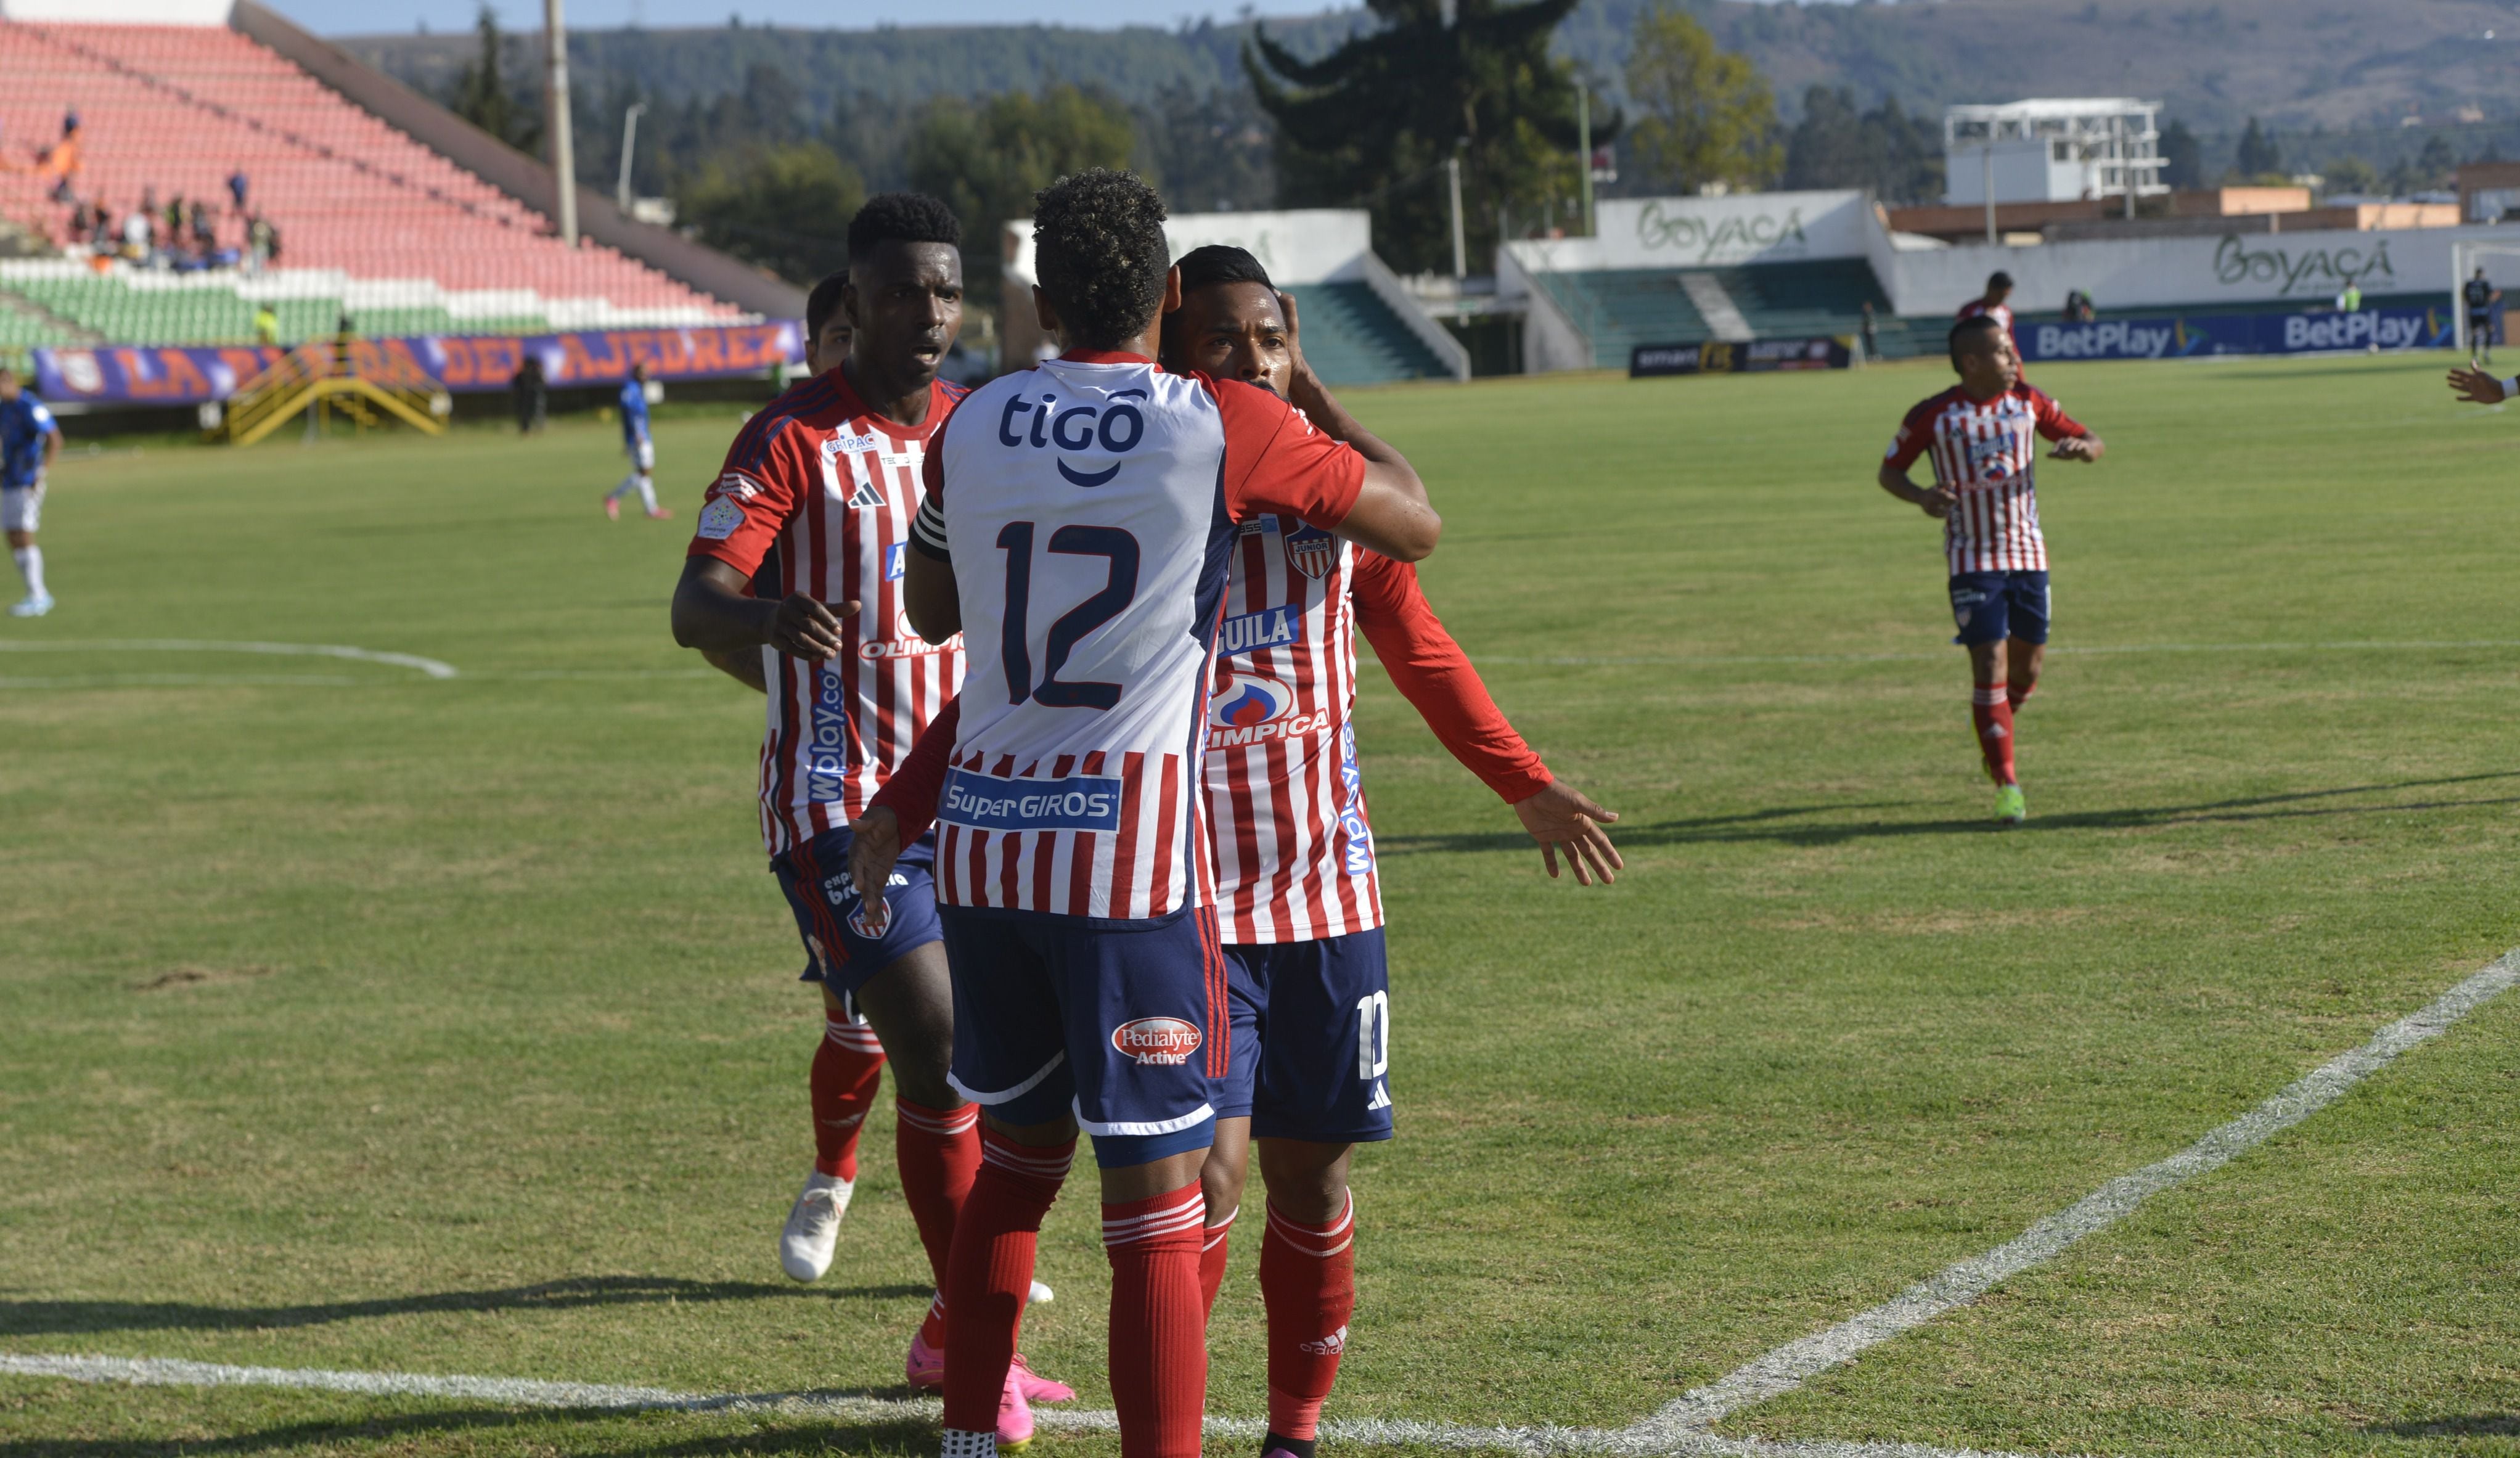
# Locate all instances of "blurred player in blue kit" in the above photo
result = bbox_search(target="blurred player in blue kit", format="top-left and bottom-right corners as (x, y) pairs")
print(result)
(604, 361), (670, 521)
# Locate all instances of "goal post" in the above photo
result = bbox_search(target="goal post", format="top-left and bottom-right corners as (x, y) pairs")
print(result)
(2450, 240), (2520, 356)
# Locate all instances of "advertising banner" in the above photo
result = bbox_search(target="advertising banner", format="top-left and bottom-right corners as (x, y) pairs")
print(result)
(34, 321), (803, 407)
(1630, 335), (1854, 377)
(2016, 306), (2452, 362)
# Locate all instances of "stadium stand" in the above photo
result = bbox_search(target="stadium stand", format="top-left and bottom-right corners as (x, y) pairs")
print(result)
(1288, 281), (1456, 387)
(1531, 261), (1908, 368)
(0, 20), (744, 347)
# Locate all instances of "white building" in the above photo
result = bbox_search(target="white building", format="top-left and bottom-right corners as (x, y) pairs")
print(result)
(1943, 99), (2167, 206)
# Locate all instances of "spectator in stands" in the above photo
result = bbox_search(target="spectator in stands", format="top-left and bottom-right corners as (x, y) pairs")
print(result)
(511, 355), (547, 434)
(189, 200), (214, 251)
(227, 167), (248, 213)
(120, 205), (152, 263)
(164, 195), (186, 246)
(2064, 289), (2096, 322)
(253, 304), (280, 348)
(1860, 301), (1878, 360)
(247, 215), (278, 272)
(2336, 281), (2363, 313)
(36, 114), (78, 205)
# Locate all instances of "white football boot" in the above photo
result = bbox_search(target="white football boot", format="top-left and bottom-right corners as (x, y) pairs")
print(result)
(779, 1171), (854, 1282)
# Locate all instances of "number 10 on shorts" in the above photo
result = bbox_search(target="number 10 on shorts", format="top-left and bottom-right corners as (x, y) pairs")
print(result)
(1356, 991), (1390, 1080)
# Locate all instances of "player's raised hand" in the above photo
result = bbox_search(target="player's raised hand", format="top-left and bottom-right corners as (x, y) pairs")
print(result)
(1512, 780), (1624, 887)
(1277, 289), (1310, 377)
(767, 593), (859, 660)
(2447, 364), (2509, 405)
(847, 808), (902, 906)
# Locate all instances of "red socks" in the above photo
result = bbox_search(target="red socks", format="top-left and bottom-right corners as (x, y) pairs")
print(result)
(940, 1128), (1072, 1435)
(1103, 1184), (1211, 1458)
(1971, 682), (2018, 786)
(1259, 1195), (1356, 1443)
(1198, 1206), (1237, 1319)
(897, 1098), (980, 1348)
(809, 1015), (886, 1181)
(2007, 678), (2037, 713)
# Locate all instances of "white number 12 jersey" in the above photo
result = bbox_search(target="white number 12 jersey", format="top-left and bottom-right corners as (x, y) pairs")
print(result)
(915, 352), (1364, 922)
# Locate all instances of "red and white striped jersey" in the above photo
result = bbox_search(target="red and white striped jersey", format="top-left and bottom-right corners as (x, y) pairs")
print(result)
(1886, 383), (2088, 574)
(685, 372), (967, 856)
(1205, 523), (1551, 944)
(915, 354), (1364, 922)
(1955, 299), (2016, 339)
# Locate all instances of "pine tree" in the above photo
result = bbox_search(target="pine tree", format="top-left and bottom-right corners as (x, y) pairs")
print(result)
(1246, 0), (1613, 274)
(2233, 116), (2281, 181)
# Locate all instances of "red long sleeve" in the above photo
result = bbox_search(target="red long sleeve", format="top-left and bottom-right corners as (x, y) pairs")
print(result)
(870, 695), (959, 843)
(1349, 554), (1552, 803)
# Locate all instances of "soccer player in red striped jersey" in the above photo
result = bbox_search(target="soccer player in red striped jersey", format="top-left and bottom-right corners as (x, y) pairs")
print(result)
(1160, 245), (1621, 1458)
(1956, 270), (2017, 342)
(1878, 314), (2105, 822)
(669, 194), (1070, 1441)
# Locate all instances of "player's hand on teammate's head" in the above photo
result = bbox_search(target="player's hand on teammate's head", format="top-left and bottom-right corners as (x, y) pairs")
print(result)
(768, 593), (859, 660)
(847, 809), (901, 905)
(1510, 780), (1623, 887)
(2447, 365), (2509, 406)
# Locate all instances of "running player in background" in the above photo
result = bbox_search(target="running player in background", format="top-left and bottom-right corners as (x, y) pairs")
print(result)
(668, 194), (1069, 1438)
(2464, 268), (2502, 366)
(1957, 271), (2017, 342)
(1159, 244), (1619, 1458)
(605, 361), (669, 520)
(0, 366), (60, 617)
(854, 168), (1439, 1458)
(1877, 315), (2103, 824)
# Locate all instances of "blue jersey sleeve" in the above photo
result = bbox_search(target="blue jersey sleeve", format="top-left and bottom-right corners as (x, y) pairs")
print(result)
(620, 380), (650, 439)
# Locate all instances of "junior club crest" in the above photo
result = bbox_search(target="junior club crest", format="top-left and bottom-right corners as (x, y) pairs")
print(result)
(1283, 519), (1339, 579)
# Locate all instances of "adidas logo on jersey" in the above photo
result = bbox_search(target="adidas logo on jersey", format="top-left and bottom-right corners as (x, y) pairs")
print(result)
(846, 478), (886, 509)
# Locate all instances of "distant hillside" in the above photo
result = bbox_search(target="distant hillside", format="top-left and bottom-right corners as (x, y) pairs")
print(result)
(340, 0), (2520, 163)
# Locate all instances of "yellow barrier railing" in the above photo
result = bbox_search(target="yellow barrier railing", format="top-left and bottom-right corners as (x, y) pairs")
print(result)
(215, 340), (452, 447)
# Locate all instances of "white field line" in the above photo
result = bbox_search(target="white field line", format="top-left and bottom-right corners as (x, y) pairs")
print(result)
(1630, 948), (2520, 1443)
(0, 639), (458, 679)
(0, 674), (361, 688)
(7, 950), (2512, 1458)
(1468, 640), (2520, 670)
(0, 1353), (2053, 1458)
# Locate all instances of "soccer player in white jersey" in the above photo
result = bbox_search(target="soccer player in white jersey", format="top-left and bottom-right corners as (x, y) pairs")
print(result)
(0, 367), (62, 616)
(851, 169), (1439, 1458)
(668, 195), (1071, 1443)
(1878, 315), (2105, 823)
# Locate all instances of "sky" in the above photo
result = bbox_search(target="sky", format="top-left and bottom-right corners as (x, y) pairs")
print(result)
(274, 0), (1352, 36)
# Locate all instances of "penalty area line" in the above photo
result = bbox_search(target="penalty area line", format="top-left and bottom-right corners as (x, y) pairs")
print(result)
(0, 639), (458, 679)
(0, 1353), (2057, 1458)
(1629, 947), (2520, 1443)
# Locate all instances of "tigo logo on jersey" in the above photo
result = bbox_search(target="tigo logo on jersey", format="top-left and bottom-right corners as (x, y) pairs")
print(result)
(1110, 1017), (1201, 1065)
(1219, 604), (1301, 657)
(1283, 520), (1339, 578)
(939, 768), (1124, 832)
(997, 390), (1147, 487)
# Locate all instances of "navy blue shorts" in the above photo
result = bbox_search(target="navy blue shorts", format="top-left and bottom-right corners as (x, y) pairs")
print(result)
(1215, 928), (1395, 1145)
(1948, 570), (2050, 646)
(771, 827), (943, 997)
(939, 904), (1227, 1168)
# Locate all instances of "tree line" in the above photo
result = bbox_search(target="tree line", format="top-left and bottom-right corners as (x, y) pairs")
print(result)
(438, 1), (2512, 292)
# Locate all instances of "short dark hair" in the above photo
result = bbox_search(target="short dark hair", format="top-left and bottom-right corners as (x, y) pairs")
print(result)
(806, 270), (849, 339)
(1034, 169), (1171, 352)
(846, 192), (962, 266)
(1948, 313), (2007, 366)
(1987, 271), (2015, 290)
(1175, 244), (1272, 295)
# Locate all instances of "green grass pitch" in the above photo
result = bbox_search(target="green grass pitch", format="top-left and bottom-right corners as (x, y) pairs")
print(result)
(3, 351), (2518, 1457)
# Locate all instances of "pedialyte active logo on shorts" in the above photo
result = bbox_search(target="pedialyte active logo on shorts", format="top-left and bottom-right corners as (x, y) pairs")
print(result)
(1111, 1017), (1201, 1065)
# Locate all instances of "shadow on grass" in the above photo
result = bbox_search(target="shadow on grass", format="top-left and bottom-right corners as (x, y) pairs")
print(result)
(1374, 771), (2520, 854)
(0, 1276), (931, 1337)
(0, 1405), (941, 1457)
(2366, 1415), (2520, 1438)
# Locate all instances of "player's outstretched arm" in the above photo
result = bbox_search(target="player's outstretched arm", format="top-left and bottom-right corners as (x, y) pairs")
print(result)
(2448, 365), (2512, 405)
(2048, 432), (2105, 462)
(671, 556), (857, 661)
(1511, 781), (1624, 886)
